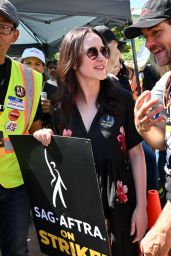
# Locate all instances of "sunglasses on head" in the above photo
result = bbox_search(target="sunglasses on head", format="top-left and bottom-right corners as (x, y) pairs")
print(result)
(84, 46), (110, 60)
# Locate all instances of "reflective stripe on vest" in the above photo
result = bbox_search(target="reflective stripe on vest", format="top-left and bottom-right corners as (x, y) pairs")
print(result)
(4, 131), (29, 153)
(4, 138), (13, 153)
(3, 63), (35, 153)
(21, 63), (34, 128)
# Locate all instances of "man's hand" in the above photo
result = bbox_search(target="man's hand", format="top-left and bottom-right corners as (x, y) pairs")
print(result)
(141, 201), (171, 256)
(140, 226), (170, 256)
(134, 91), (164, 134)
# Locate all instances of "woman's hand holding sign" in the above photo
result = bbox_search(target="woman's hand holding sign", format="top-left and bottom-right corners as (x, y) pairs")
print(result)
(34, 128), (54, 146)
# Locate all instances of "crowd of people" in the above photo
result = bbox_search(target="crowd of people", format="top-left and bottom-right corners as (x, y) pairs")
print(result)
(1, 0), (171, 255)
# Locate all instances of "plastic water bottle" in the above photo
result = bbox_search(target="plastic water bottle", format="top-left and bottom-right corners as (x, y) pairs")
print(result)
(41, 92), (47, 100)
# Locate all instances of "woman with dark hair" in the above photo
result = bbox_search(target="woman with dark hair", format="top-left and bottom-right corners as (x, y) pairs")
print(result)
(117, 59), (132, 92)
(34, 26), (147, 256)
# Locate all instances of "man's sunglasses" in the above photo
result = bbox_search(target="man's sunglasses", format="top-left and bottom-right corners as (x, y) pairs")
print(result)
(0, 24), (16, 35)
(84, 46), (110, 60)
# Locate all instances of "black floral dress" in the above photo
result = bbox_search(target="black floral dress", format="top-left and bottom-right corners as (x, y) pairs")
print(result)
(52, 88), (142, 256)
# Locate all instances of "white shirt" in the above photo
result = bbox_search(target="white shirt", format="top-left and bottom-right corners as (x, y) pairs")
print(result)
(47, 79), (58, 87)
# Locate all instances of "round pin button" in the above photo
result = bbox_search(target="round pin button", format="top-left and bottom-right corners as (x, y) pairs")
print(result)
(99, 115), (115, 128)
(15, 86), (26, 98)
(9, 109), (20, 121)
(5, 121), (18, 132)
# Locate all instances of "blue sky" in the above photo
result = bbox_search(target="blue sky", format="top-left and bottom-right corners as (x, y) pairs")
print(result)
(130, 0), (147, 9)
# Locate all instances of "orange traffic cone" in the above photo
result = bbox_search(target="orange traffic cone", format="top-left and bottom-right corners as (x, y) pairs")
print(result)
(147, 189), (162, 230)
(145, 190), (169, 256)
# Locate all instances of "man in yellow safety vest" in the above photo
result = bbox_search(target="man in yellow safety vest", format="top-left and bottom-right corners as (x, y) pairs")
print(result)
(0, 0), (43, 255)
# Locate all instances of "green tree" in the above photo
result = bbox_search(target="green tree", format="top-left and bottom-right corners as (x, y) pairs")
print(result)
(123, 37), (145, 61)
(111, 25), (145, 61)
(111, 25), (130, 54)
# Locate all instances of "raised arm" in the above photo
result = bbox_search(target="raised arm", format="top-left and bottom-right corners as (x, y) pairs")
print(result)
(134, 90), (165, 150)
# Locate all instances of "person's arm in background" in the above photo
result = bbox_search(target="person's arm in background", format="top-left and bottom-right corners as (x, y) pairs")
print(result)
(29, 120), (42, 134)
(128, 143), (147, 243)
(139, 71), (171, 256)
(135, 71), (171, 150)
(41, 99), (51, 113)
(141, 200), (171, 256)
(29, 99), (43, 134)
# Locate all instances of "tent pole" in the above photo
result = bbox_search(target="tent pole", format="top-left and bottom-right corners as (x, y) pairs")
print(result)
(130, 38), (141, 96)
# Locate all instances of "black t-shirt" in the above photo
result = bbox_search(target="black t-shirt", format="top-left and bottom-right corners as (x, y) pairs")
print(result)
(43, 82), (57, 99)
(118, 75), (132, 92)
(0, 57), (42, 121)
(41, 82), (58, 128)
(142, 64), (160, 91)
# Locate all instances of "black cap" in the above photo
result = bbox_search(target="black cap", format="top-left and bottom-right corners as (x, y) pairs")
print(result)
(47, 60), (57, 67)
(94, 25), (125, 50)
(0, 0), (19, 27)
(125, 0), (171, 39)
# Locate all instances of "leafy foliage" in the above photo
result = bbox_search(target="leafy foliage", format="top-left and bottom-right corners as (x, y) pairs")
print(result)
(111, 25), (131, 54)
(53, 25), (146, 62)
(111, 25), (145, 61)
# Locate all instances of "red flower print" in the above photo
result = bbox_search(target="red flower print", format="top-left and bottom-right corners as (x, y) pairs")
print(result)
(62, 129), (72, 137)
(117, 126), (126, 152)
(116, 180), (128, 203)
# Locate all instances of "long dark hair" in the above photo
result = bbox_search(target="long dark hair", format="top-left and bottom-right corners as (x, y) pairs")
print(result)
(52, 26), (120, 130)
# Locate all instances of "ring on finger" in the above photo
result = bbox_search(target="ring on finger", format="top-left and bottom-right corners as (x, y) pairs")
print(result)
(141, 124), (147, 130)
(152, 243), (160, 256)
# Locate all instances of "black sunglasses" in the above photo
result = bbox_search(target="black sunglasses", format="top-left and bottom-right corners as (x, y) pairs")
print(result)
(85, 46), (110, 60)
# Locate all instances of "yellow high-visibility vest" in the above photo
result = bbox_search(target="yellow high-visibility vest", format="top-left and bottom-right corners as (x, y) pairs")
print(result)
(0, 58), (42, 188)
